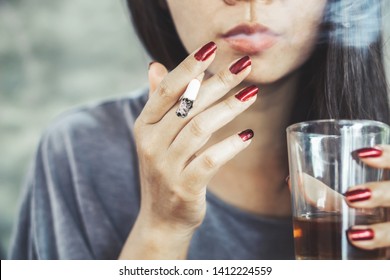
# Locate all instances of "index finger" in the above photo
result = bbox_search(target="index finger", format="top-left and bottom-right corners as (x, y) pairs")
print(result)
(139, 41), (217, 124)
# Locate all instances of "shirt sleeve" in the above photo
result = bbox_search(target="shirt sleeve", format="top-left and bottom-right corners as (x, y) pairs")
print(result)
(9, 126), (96, 259)
(8, 102), (140, 259)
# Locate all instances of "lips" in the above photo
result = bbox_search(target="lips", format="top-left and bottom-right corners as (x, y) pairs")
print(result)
(222, 23), (279, 54)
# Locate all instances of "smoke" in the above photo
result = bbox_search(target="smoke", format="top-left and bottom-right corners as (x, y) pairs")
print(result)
(320, 0), (386, 48)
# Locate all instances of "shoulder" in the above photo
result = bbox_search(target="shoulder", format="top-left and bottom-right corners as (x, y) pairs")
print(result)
(46, 88), (148, 135)
(41, 88), (148, 148)
(15, 90), (148, 259)
(34, 88), (148, 170)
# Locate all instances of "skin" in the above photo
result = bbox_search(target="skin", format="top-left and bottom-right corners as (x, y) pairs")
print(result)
(163, 0), (327, 218)
(167, 0), (326, 84)
(344, 146), (390, 250)
(119, 0), (390, 259)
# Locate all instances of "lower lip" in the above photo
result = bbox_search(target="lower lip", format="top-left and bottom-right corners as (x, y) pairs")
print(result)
(223, 33), (278, 54)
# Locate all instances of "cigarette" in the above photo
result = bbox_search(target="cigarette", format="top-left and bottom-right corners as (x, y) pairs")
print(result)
(176, 78), (201, 118)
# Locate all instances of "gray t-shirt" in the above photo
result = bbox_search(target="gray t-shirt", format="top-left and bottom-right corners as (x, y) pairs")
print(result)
(9, 89), (294, 260)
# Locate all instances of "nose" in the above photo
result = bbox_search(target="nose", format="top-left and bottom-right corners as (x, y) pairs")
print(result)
(223, 0), (273, 21)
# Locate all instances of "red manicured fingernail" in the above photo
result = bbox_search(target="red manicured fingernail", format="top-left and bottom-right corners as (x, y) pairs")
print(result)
(344, 189), (372, 203)
(239, 129), (254, 142)
(355, 147), (383, 158)
(235, 85), (259, 102)
(348, 228), (375, 241)
(229, 56), (251, 74)
(194, 42), (217, 61)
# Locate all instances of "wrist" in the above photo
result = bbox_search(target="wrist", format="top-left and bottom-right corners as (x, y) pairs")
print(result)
(139, 216), (196, 242)
(118, 214), (196, 260)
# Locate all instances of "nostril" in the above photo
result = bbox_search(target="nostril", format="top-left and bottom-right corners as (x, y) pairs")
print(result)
(223, 0), (237, 6)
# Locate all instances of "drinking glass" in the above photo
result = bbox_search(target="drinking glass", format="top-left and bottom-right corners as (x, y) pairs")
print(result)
(287, 119), (389, 259)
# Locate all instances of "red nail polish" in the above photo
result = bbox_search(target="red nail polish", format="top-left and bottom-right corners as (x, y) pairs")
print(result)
(194, 42), (217, 61)
(355, 147), (383, 158)
(344, 189), (371, 203)
(235, 85), (259, 102)
(229, 56), (251, 74)
(239, 129), (254, 142)
(348, 228), (375, 241)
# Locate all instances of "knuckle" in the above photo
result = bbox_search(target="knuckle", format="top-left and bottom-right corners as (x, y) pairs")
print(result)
(202, 154), (218, 169)
(216, 70), (234, 89)
(137, 141), (155, 161)
(222, 97), (237, 111)
(154, 160), (167, 175)
(180, 58), (199, 75)
(185, 172), (201, 186)
(141, 148), (155, 161)
(189, 117), (206, 138)
(157, 79), (174, 98)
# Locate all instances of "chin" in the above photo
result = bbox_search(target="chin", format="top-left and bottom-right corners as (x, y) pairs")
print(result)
(247, 60), (303, 86)
(244, 71), (284, 85)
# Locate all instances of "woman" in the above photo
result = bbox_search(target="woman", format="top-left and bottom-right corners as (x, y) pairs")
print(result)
(9, 0), (390, 259)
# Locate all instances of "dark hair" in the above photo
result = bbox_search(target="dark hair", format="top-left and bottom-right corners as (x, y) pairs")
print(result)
(126, 0), (390, 124)
(127, 0), (187, 70)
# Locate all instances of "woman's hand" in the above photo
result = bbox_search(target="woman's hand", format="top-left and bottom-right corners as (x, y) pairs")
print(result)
(344, 145), (390, 251)
(119, 42), (258, 259)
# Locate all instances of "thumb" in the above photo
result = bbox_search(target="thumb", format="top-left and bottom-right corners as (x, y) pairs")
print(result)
(148, 61), (168, 97)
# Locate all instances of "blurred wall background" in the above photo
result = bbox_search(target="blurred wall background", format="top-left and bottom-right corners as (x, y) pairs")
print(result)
(0, 0), (389, 260)
(0, 0), (148, 258)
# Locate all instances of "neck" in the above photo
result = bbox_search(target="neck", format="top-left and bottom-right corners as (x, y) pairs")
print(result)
(207, 70), (300, 217)
(215, 69), (300, 159)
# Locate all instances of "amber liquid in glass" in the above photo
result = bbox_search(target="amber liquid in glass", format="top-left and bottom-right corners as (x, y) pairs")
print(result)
(293, 213), (386, 260)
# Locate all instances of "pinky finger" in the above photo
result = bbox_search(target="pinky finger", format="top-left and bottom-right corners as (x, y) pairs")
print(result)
(347, 222), (390, 250)
(183, 129), (254, 189)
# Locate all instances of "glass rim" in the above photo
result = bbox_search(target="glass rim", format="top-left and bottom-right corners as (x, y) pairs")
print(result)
(286, 119), (390, 134)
